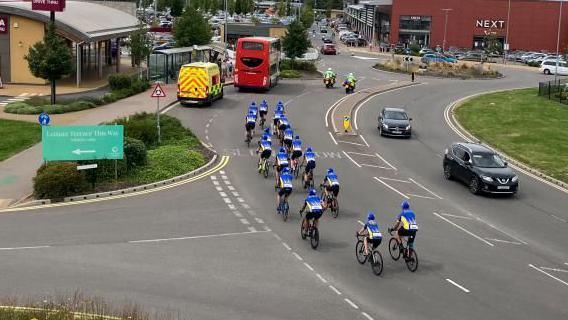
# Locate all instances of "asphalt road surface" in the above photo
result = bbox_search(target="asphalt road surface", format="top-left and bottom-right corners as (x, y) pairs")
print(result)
(0, 31), (566, 320)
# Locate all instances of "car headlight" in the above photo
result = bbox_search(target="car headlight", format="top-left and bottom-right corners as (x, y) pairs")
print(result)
(382, 124), (389, 129)
(481, 175), (493, 183)
(405, 125), (411, 130)
(511, 175), (518, 183)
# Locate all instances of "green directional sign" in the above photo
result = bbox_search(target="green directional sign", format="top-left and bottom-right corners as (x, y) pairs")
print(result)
(42, 125), (124, 161)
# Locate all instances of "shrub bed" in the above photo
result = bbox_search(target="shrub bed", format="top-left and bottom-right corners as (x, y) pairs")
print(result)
(374, 59), (502, 79)
(280, 59), (317, 72)
(279, 70), (302, 78)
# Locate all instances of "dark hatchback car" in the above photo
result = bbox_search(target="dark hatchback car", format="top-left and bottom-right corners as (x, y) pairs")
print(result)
(378, 107), (412, 138)
(443, 142), (519, 195)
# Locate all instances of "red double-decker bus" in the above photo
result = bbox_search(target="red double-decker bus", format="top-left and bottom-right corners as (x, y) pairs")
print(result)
(234, 37), (281, 90)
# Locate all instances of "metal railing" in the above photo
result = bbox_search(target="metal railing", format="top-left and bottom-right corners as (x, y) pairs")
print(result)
(538, 78), (568, 104)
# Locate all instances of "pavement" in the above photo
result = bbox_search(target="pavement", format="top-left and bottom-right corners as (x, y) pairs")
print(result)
(0, 29), (566, 320)
(0, 83), (178, 207)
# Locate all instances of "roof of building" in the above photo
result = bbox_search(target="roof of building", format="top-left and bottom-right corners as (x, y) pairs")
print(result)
(0, 1), (139, 42)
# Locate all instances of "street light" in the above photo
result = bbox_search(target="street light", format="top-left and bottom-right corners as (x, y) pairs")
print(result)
(442, 8), (452, 52)
(504, 0), (511, 63)
(554, 0), (566, 82)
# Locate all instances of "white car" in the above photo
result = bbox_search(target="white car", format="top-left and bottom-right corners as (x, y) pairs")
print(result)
(540, 60), (568, 75)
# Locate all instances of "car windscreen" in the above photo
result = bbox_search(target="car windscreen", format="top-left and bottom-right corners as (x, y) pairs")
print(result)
(384, 111), (408, 120)
(240, 57), (263, 68)
(472, 153), (506, 168)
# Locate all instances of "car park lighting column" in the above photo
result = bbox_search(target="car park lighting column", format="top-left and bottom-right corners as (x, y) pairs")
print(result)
(442, 8), (453, 52)
(554, 0), (565, 82)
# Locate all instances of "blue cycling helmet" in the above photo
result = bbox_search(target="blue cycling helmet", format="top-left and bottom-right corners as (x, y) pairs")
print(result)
(401, 200), (410, 210)
(277, 100), (284, 106)
(279, 147), (286, 153)
(264, 127), (270, 134)
(282, 167), (290, 173)
(250, 101), (256, 106)
(367, 211), (375, 221)
(327, 168), (334, 174)
(262, 135), (268, 141)
(306, 147), (312, 152)
(308, 188), (317, 196)
(262, 99), (268, 105)
(295, 135), (300, 139)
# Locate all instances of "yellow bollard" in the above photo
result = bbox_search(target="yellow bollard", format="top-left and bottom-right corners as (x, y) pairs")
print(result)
(343, 115), (351, 133)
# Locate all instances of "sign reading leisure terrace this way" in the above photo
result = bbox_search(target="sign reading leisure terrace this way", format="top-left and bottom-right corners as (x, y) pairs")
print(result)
(42, 125), (124, 161)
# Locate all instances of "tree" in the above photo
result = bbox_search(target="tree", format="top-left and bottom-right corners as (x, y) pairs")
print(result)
(174, 6), (213, 47)
(25, 23), (73, 105)
(157, 0), (170, 12)
(209, 0), (220, 14)
(170, 0), (184, 16)
(282, 19), (310, 59)
(228, 0), (235, 15)
(129, 24), (152, 70)
(277, 0), (286, 16)
(300, 5), (314, 29)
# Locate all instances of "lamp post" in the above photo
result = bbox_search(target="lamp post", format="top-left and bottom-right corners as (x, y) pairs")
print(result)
(442, 8), (452, 52)
(504, 0), (511, 63)
(224, 0), (228, 44)
(554, 0), (565, 82)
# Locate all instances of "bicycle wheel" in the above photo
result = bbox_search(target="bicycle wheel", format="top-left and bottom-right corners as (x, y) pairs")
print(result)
(263, 161), (270, 178)
(282, 202), (289, 222)
(300, 219), (307, 240)
(355, 240), (367, 264)
(371, 250), (384, 276)
(388, 238), (401, 261)
(311, 227), (319, 249)
(332, 199), (339, 218)
(405, 249), (419, 272)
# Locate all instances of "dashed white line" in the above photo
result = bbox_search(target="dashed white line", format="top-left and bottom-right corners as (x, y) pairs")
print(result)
(233, 211), (243, 218)
(219, 192), (227, 197)
(529, 264), (568, 287)
(237, 197), (245, 203)
(247, 210), (257, 216)
(359, 135), (370, 147)
(248, 226), (257, 232)
(223, 198), (232, 204)
(215, 186), (223, 191)
(0, 245), (50, 251)
(344, 298), (359, 309)
(375, 153), (397, 170)
(328, 285), (342, 295)
(316, 273), (328, 283)
(379, 176), (411, 183)
(241, 203), (250, 209)
(282, 242), (292, 250)
(224, 180), (231, 185)
(210, 176), (217, 180)
(484, 238), (523, 245)
(551, 214), (567, 223)
(205, 123), (210, 128)
(212, 180), (219, 185)
(273, 233), (282, 241)
(328, 131), (338, 145)
(227, 204), (236, 210)
(304, 262), (314, 271)
(409, 178), (443, 199)
(227, 185), (235, 191)
(346, 151), (376, 157)
(361, 312), (374, 320)
(254, 218), (264, 224)
(129, 230), (267, 243)
(219, 170), (225, 174)
(540, 267), (568, 273)
(433, 212), (494, 247)
(446, 279), (470, 293)
(440, 213), (474, 220)
(373, 177), (409, 199)
(407, 194), (437, 200)
(343, 151), (362, 168)
(240, 218), (250, 225)
(232, 192), (240, 197)
(221, 175), (229, 180)
(263, 226), (272, 231)
(293, 252), (303, 261)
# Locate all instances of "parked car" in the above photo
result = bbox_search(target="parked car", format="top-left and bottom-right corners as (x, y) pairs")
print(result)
(540, 60), (568, 75)
(322, 37), (333, 43)
(320, 28), (327, 33)
(377, 107), (412, 138)
(421, 53), (454, 64)
(443, 142), (518, 195)
(419, 48), (434, 56)
(321, 43), (337, 55)
(461, 52), (487, 62)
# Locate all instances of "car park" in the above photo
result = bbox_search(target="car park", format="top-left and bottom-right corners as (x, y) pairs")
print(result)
(443, 142), (518, 195)
(377, 107), (412, 138)
(320, 43), (337, 55)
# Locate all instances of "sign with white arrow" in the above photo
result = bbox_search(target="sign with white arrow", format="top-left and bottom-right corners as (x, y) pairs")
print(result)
(42, 125), (123, 161)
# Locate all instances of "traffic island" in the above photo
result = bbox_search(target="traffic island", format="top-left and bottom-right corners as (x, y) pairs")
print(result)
(450, 88), (568, 188)
(374, 60), (502, 79)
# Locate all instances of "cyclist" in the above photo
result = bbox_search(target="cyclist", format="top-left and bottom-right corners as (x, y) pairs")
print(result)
(257, 135), (272, 172)
(276, 100), (285, 114)
(248, 101), (258, 120)
(259, 99), (269, 125)
(277, 115), (290, 141)
(277, 167), (294, 210)
(357, 211), (383, 256)
(283, 127), (294, 151)
(390, 201), (418, 257)
(321, 168), (340, 209)
(274, 147), (289, 188)
(245, 110), (256, 141)
(290, 135), (303, 172)
(273, 106), (283, 133)
(262, 127), (272, 143)
(301, 147), (316, 185)
(299, 188), (324, 234)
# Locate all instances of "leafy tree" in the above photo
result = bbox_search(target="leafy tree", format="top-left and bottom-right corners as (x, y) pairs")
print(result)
(277, 0), (285, 16)
(129, 24), (152, 69)
(25, 23), (73, 105)
(228, 0), (235, 15)
(235, 0), (243, 14)
(209, 0), (220, 14)
(300, 5), (314, 29)
(282, 19), (310, 59)
(174, 6), (213, 47)
(286, 1), (291, 16)
(484, 31), (503, 55)
(170, 0), (184, 16)
(157, 0), (170, 12)
(141, 0), (154, 8)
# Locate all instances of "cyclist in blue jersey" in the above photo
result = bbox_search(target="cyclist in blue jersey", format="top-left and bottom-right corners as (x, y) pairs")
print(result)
(277, 167), (294, 208)
(357, 212), (383, 256)
(321, 168), (340, 207)
(274, 147), (289, 188)
(277, 115), (290, 141)
(273, 107), (283, 132)
(257, 135), (272, 171)
(302, 147), (316, 183)
(290, 135), (303, 171)
(283, 127), (294, 151)
(248, 101), (258, 119)
(276, 100), (285, 114)
(299, 188), (324, 231)
(245, 110), (256, 140)
(391, 201), (418, 255)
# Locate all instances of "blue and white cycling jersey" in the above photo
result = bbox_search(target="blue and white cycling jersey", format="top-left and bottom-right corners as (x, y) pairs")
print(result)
(304, 151), (316, 163)
(284, 129), (294, 141)
(280, 173), (293, 189)
(276, 152), (289, 167)
(246, 115), (256, 124)
(260, 102), (268, 112)
(306, 195), (323, 213)
(262, 133), (272, 143)
(365, 220), (382, 240)
(260, 140), (272, 151)
(326, 173), (340, 186)
(292, 139), (302, 151)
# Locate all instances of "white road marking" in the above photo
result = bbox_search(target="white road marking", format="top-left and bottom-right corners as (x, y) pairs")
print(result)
(344, 298), (359, 309)
(160, 104), (177, 114)
(347, 151), (376, 157)
(352, 55), (379, 60)
(316, 273), (328, 283)
(282, 242), (292, 250)
(241, 203), (250, 209)
(237, 197), (245, 203)
(304, 262), (314, 271)
(227, 185), (235, 191)
(328, 131), (338, 145)
(343, 151), (362, 168)
(529, 264), (568, 287)
(360, 164), (390, 169)
(223, 198), (232, 204)
(379, 176), (411, 183)
(357, 220), (365, 226)
(212, 180), (219, 185)
(440, 213), (474, 220)
(215, 186), (223, 191)
(565, 263), (568, 266)
(409, 178), (443, 199)
(205, 135), (209, 141)
(540, 267), (568, 273)
(227, 204), (236, 210)
(359, 134), (370, 147)
(129, 230), (268, 243)
(293, 252), (303, 261)
(337, 140), (366, 147)
(0, 245), (50, 251)
(375, 153), (397, 170)
(210, 176), (217, 180)
(329, 285), (342, 295)
(475, 217), (528, 245)
(263, 226), (272, 231)
(254, 218), (264, 224)
(233, 211), (243, 218)
(219, 192), (227, 197)
(407, 194), (437, 200)
(219, 170), (225, 174)
(361, 312), (375, 320)
(374, 177), (409, 199)
(247, 210), (257, 216)
(240, 218), (250, 225)
(326, 94), (351, 129)
(433, 212), (494, 247)
(232, 192), (240, 197)
(205, 123), (210, 128)
(273, 233), (282, 241)
(484, 238), (523, 245)
(446, 279), (470, 293)
(221, 175), (228, 180)
(551, 214), (567, 223)
(248, 226), (257, 232)
(224, 180), (231, 185)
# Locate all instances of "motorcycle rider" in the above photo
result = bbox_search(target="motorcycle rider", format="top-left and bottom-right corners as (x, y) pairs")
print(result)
(324, 68), (336, 82)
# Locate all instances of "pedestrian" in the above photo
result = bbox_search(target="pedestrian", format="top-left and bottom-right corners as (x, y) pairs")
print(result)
(411, 72), (415, 83)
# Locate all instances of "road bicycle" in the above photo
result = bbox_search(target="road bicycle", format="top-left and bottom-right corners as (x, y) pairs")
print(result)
(301, 166), (314, 189)
(387, 229), (419, 272)
(277, 196), (290, 221)
(291, 157), (300, 178)
(320, 187), (339, 218)
(259, 115), (266, 129)
(258, 158), (270, 178)
(355, 234), (383, 276)
(245, 129), (252, 147)
(300, 212), (319, 249)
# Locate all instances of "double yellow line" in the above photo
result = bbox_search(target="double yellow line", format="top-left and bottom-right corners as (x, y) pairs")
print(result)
(0, 156), (230, 213)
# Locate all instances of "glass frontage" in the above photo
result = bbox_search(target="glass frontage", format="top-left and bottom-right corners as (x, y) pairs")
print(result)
(398, 15), (431, 47)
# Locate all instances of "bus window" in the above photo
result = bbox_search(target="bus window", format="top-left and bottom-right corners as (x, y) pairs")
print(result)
(270, 63), (278, 76)
(242, 42), (264, 50)
(241, 57), (263, 68)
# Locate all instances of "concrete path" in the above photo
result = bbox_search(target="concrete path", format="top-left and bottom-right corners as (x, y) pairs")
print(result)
(0, 84), (178, 208)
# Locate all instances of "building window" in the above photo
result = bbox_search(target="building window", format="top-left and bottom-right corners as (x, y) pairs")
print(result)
(398, 16), (432, 47)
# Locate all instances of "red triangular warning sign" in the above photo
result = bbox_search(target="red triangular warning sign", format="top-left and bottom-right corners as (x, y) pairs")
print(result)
(151, 83), (166, 98)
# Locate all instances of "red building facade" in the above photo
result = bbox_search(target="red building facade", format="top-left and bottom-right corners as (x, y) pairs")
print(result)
(390, 0), (568, 51)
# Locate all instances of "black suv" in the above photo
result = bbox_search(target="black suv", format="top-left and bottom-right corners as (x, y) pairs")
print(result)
(378, 107), (412, 138)
(443, 142), (519, 195)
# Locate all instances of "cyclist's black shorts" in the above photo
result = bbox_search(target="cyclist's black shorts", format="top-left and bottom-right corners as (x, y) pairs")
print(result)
(291, 150), (302, 160)
(261, 149), (272, 159)
(327, 184), (339, 197)
(278, 124), (288, 131)
(368, 237), (382, 248)
(398, 228), (417, 244)
(305, 161), (316, 173)
(283, 139), (293, 148)
(246, 122), (255, 131)
(273, 118), (280, 126)
(276, 164), (288, 173)
(306, 210), (322, 220)
(259, 110), (268, 117)
(279, 187), (292, 197)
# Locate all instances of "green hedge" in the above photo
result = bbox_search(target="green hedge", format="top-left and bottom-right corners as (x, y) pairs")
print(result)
(280, 59), (317, 72)
(280, 70), (302, 78)
(34, 162), (90, 199)
(4, 100), (98, 114)
(129, 146), (204, 184)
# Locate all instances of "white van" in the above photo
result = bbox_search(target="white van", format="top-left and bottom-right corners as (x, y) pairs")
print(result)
(540, 60), (568, 75)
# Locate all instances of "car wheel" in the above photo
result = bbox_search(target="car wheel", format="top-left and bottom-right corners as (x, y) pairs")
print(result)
(443, 164), (453, 180)
(469, 177), (481, 195)
(544, 69), (551, 75)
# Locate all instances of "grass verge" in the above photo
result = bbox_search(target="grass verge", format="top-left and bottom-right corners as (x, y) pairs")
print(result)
(455, 88), (568, 183)
(0, 119), (41, 161)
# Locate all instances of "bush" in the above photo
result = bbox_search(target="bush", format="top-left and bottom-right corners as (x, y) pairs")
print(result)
(108, 73), (133, 90)
(280, 59), (317, 72)
(4, 101), (97, 114)
(124, 137), (147, 169)
(34, 162), (90, 199)
(279, 70), (302, 78)
(130, 146), (204, 184)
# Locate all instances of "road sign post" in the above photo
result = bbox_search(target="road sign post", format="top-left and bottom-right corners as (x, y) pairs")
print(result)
(151, 82), (167, 144)
(38, 112), (50, 126)
(42, 125), (124, 161)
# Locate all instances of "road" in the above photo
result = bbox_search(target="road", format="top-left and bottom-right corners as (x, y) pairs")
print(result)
(0, 32), (566, 319)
